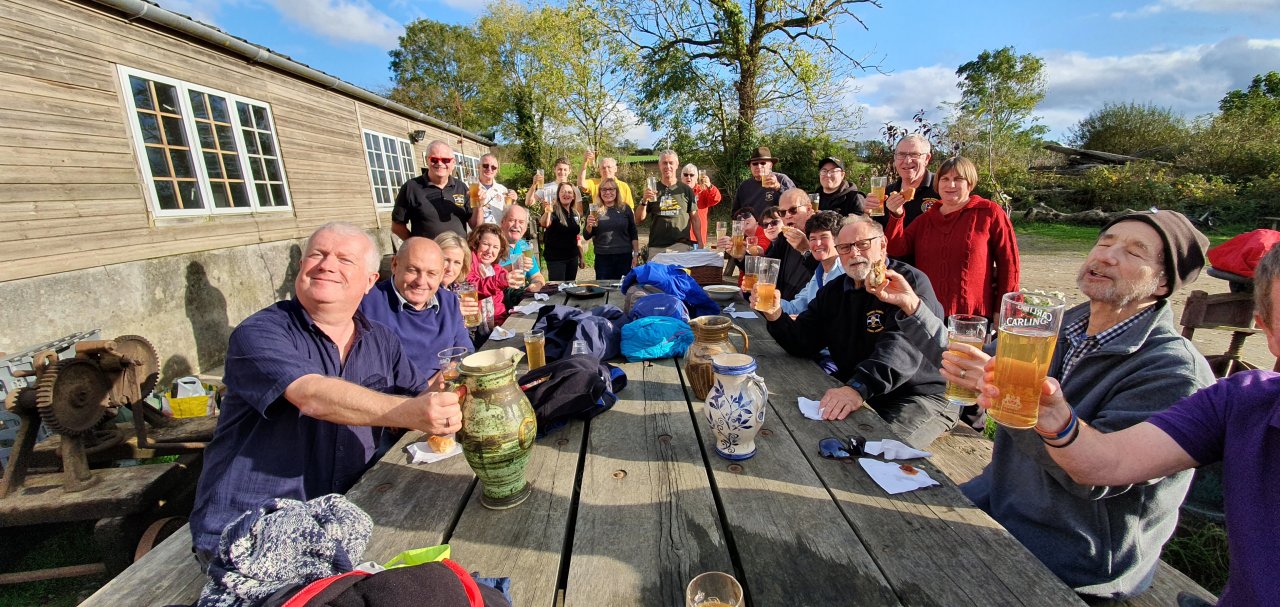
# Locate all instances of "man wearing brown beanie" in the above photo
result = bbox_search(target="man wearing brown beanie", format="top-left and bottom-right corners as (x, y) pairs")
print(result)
(946, 210), (1216, 600)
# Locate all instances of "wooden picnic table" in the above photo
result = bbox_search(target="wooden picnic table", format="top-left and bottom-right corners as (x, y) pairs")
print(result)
(82, 284), (1085, 606)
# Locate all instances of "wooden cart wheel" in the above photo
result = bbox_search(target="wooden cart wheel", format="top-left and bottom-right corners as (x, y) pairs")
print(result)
(134, 516), (187, 561)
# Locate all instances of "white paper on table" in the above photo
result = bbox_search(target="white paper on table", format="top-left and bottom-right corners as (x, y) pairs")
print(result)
(864, 439), (932, 460)
(798, 397), (824, 421)
(407, 440), (462, 464)
(513, 302), (544, 315)
(534, 293), (550, 301)
(489, 326), (515, 341)
(858, 458), (939, 494)
(729, 310), (758, 319)
(557, 282), (577, 292)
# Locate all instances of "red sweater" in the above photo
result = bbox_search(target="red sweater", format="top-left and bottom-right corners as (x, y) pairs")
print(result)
(885, 194), (1019, 320)
(466, 253), (510, 325)
(688, 184), (723, 244)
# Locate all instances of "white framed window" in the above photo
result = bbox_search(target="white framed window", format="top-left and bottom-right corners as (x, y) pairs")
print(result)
(363, 130), (417, 207)
(453, 152), (480, 183)
(117, 66), (291, 216)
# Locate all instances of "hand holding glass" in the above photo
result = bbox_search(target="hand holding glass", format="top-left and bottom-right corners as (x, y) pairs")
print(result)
(867, 176), (887, 217)
(989, 291), (1066, 428)
(752, 258), (781, 312)
(944, 315), (988, 406)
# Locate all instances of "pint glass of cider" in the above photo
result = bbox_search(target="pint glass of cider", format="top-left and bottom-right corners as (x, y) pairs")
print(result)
(524, 330), (546, 370)
(741, 255), (761, 293)
(457, 282), (482, 328)
(944, 314), (988, 406)
(752, 257), (781, 312)
(867, 176), (887, 217)
(469, 181), (481, 204)
(990, 291), (1066, 428)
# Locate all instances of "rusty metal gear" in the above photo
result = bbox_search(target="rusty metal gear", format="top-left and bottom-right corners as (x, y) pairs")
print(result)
(5, 386), (36, 412)
(111, 334), (161, 401)
(36, 359), (112, 435)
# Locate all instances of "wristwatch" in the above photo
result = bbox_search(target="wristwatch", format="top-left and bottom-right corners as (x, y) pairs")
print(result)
(631, 251), (641, 258)
(847, 379), (869, 401)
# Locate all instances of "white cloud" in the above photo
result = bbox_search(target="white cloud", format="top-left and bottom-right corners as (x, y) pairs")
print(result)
(155, 0), (225, 25)
(267, 0), (403, 49)
(1113, 0), (1280, 19)
(843, 37), (1280, 141)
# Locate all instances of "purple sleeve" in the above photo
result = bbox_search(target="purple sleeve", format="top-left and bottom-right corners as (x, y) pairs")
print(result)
(222, 316), (316, 418)
(1147, 382), (1227, 467)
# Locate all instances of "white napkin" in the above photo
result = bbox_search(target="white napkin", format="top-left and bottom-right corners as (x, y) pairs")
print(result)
(558, 282), (577, 292)
(723, 303), (737, 313)
(730, 310), (758, 319)
(798, 397), (824, 421)
(534, 293), (550, 301)
(864, 439), (932, 460)
(489, 326), (515, 341)
(858, 458), (939, 494)
(407, 439), (462, 464)
(513, 302), (544, 315)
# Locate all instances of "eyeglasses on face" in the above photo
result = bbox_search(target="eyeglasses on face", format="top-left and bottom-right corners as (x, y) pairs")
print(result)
(819, 169), (843, 176)
(782, 205), (809, 216)
(599, 188), (618, 193)
(682, 173), (696, 177)
(481, 163), (499, 170)
(750, 161), (770, 167)
(760, 220), (780, 228)
(429, 156), (454, 165)
(894, 152), (927, 160)
(834, 235), (881, 254)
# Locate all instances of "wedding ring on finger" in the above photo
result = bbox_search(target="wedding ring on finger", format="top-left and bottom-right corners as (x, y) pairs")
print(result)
(959, 369), (967, 379)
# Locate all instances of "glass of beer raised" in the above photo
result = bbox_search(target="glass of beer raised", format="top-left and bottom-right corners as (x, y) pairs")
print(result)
(469, 181), (481, 204)
(685, 571), (742, 607)
(989, 291), (1066, 428)
(867, 176), (887, 217)
(730, 220), (747, 258)
(456, 282), (482, 328)
(809, 192), (821, 210)
(752, 257), (781, 312)
(944, 315), (989, 406)
(741, 255), (761, 293)
(524, 330), (546, 371)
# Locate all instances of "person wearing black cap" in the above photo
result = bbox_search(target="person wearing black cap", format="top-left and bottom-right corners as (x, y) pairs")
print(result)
(816, 156), (866, 217)
(732, 146), (795, 220)
(946, 210), (1216, 600)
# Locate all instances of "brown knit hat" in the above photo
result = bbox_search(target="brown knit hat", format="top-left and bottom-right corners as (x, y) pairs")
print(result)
(1102, 209), (1209, 298)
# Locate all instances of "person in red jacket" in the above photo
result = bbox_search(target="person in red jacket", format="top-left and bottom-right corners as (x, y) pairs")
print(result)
(681, 163), (722, 245)
(466, 223), (515, 328)
(884, 156), (1019, 322)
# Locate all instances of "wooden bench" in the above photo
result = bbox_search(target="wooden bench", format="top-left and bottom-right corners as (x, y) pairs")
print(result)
(929, 426), (1219, 607)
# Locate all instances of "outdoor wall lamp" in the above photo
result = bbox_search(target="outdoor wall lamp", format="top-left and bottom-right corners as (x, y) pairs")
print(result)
(409, 130), (426, 143)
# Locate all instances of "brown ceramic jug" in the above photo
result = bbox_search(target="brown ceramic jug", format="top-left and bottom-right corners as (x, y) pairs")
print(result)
(684, 315), (750, 400)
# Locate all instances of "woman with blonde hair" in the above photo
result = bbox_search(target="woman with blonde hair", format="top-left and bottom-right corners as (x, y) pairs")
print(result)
(434, 232), (480, 338)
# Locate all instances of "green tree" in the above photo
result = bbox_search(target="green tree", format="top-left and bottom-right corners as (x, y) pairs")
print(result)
(1218, 71), (1280, 117)
(582, 0), (878, 192)
(954, 47), (1047, 180)
(387, 21), (494, 133)
(1068, 102), (1190, 161)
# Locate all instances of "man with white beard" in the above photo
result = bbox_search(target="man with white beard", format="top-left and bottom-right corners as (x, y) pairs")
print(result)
(760, 215), (956, 449)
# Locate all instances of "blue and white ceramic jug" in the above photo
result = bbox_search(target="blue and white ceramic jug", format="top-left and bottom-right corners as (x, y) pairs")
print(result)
(704, 353), (768, 460)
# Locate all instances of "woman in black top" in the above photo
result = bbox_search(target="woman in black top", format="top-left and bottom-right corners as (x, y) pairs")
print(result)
(538, 181), (584, 281)
(584, 177), (639, 280)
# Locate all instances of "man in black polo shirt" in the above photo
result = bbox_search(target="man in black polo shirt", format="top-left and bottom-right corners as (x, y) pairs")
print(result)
(391, 140), (472, 240)
(732, 146), (795, 220)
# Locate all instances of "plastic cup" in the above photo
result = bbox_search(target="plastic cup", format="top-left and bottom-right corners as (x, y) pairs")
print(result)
(686, 572), (742, 607)
(868, 176), (888, 217)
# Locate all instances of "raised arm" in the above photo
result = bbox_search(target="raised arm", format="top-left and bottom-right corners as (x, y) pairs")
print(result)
(284, 375), (460, 435)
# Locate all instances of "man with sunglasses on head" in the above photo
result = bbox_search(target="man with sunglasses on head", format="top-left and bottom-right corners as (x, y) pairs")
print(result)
(732, 146), (795, 220)
(392, 140), (471, 240)
(470, 153), (518, 226)
(760, 215), (956, 449)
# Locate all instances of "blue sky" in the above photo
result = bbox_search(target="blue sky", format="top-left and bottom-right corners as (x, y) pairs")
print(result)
(159, 0), (1280, 145)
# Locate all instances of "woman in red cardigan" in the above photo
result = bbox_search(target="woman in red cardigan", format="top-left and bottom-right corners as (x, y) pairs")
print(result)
(884, 156), (1019, 321)
(465, 223), (513, 328)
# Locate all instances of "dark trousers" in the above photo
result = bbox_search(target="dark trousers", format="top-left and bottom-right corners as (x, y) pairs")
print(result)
(546, 257), (579, 281)
(871, 393), (958, 450)
(594, 253), (632, 280)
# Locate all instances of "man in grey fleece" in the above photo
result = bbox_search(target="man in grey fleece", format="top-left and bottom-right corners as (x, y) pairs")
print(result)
(945, 210), (1214, 600)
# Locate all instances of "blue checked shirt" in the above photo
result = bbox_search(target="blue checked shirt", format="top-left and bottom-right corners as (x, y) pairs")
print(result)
(1059, 306), (1157, 382)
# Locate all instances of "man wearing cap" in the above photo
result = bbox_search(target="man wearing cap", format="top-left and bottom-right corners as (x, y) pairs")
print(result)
(816, 157), (866, 217)
(949, 210), (1215, 600)
(732, 146), (796, 220)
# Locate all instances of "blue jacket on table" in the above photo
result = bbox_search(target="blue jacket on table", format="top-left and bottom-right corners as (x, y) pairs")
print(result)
(358, 280), (473, 379)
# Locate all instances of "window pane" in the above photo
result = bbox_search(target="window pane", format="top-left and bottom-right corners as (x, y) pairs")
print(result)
(216, 125), (236, 151)
(369, 136), (381, 152)
(225, 156), (244, 180)
(377, 188), (389, 206)
(230, 183), (250, 208)
(237, 101), (252, 126)
(209, 96), (230, 122)
(388, 153), (401, 174)
(250, 158), (265, 181)
(364, 132), (374, 148)
(197, 122), (216, 148)
(138, 113), (161, 144)
(131, 77), (154, 110)
(243, 130), (260, 154)
(162, 116), (186, 145)
(178, 181), (203, 209)
(264, 159), (281, 181)
(170, 149), (194, 178)
(400, 141), (411, 157)
(155, 181), (178, 210)
(203, 151), (222, 178)
(155, 82), (179, 113)
(211, 184), (230, 208)
(253, 106), (270, 130)
(189, 91), (208, 119)
(146, 147), (170, 178)
(373, 153), (384, 169)
(256, 183), (270, 205)
(257, 133), (275, 156)
(270, 184), (287, 206)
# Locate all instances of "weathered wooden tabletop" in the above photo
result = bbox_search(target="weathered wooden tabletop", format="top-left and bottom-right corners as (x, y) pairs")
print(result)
(82, 285), (1085, 606)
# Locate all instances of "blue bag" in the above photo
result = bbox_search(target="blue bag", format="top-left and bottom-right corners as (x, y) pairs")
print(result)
(626, 293), (689, 323)
(620, 316), (694, 361)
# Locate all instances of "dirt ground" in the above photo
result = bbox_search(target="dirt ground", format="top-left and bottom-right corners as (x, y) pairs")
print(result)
(605, 229), (1273, 371)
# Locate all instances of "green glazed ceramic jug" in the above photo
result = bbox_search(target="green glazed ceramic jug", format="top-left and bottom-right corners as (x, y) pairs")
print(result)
(457, 347), (537, 509)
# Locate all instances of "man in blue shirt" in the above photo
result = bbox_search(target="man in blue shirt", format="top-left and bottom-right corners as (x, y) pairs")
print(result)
(780, 211), (845, 315)
(359, 237), (472, 376)
(500, 205), (545, 290)
(190, 223), (462, 564)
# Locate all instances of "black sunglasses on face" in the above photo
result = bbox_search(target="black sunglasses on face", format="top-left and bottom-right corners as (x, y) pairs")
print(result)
(760, 220), (780, 228)
(782, 206), (809, 216)
(683, 173), (696, 177)
(481, 164), (498, 170)
(818, 435), (866, 459)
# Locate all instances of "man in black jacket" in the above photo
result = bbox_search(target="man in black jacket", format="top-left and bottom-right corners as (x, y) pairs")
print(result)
(761, 215), (958, 448)
(763, 189), (819, 301)
(816, 156), (866, 217)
